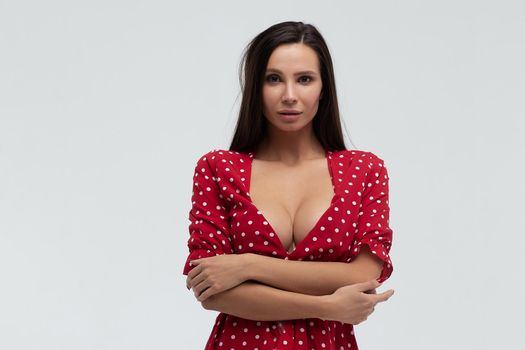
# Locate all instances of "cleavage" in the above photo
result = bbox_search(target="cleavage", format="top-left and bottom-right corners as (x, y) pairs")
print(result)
(249, 158), (335, 253)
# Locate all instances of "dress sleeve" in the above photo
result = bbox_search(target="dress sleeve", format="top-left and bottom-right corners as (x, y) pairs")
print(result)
(182, 152), (233, 276)
(349, 153), (394, 283)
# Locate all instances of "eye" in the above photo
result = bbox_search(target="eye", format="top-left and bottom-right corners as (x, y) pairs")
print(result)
(265, 74), (314, 84)
(299, 75), (313, 84)
(266, 74), (280, 83)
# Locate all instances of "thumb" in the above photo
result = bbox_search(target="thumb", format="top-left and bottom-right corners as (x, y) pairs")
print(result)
(354, 279), (381, 292)
(374, 289), (395, 303)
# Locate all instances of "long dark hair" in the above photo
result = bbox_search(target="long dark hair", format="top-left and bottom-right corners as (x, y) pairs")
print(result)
(228, 21), (349, 153)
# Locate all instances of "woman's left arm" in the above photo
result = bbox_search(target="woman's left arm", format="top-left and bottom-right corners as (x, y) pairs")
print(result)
(246, 245), (383, 295)
(188, 244), (383, 298)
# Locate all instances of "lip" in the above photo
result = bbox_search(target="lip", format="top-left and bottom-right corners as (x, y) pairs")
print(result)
(278, 109), (302, 114)
(278, 112), (302, 122)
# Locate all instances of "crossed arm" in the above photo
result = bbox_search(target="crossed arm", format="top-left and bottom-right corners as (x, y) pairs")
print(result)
(186, 152), (392, 320)
(244, 244), (383, 295)
(198, 245), (384, 320)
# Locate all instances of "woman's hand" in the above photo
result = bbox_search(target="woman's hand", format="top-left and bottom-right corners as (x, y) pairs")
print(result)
(186, 254), (251, 302)
(322, 279), (394, 325)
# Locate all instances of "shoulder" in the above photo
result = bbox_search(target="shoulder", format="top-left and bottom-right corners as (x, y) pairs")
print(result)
(355, 150), (389, 182)
(336, 149), (389, 181)
(334, 149), (386, 166)
(193, 148), (247, 173)
(195, 148), (246, 162)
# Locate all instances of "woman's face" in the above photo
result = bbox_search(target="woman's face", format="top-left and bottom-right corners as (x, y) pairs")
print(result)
(262, 43), (323, 132)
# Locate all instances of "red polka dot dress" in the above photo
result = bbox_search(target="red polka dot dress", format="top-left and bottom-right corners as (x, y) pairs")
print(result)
(182, 148), (394, 350)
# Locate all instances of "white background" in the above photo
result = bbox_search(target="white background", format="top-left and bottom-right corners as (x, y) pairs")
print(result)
(1, 1), (524, 349)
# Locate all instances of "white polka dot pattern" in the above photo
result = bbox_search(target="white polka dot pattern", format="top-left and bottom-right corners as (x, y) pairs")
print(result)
(182, 148), (394, 350)
(183, 153), (234, 269)
(349, 154), (393, 283)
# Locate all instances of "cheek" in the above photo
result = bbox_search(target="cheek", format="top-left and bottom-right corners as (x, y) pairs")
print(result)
(302, 82), (322, 103)
(303, 89), (322, 107)
(262, 89), (276, 118)
(262, 87), (280, 104)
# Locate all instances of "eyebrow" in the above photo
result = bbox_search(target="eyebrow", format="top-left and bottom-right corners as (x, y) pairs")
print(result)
(265, 68), (318, 76)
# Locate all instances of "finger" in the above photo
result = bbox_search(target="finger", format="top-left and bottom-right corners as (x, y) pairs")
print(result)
(189, 272), (206, 290)
(193, 279), (209, 298)
(355, 279), (381, 292)
(187, 264), (203, 287)
(374, 289), (395, 303)
(194, 281), (211, 300)
(198, 286), (214, 302)
(186, 264), (202, 289)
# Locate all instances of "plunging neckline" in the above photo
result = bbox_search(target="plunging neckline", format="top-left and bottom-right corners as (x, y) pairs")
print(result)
(245, 149), (339, 257)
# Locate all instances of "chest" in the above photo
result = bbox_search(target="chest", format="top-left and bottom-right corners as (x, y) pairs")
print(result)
(223, 149), (366, 260)
(248, 158), (336, 253)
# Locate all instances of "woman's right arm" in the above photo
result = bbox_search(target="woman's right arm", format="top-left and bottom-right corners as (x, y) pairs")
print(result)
(200, 280), (330, 321)
(201, 279), (393, 324)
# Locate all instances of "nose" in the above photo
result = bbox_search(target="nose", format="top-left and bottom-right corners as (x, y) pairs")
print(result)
(281, 82), (297, 103)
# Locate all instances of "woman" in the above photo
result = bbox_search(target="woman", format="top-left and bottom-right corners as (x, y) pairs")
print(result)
(183, 21), (395, 350)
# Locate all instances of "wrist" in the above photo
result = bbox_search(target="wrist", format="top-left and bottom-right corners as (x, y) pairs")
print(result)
(316, 294), (335, 321)
(242, 253), (259, 281)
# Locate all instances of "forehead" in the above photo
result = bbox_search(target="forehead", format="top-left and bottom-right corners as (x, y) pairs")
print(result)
(266, 43), (320, 72)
